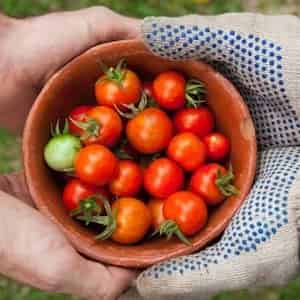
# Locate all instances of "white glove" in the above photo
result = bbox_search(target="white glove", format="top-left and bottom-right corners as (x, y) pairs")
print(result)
(122, 13), (300, 300)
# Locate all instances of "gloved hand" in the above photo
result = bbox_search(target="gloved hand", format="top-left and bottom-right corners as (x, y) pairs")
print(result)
(122, 13), (300, 300)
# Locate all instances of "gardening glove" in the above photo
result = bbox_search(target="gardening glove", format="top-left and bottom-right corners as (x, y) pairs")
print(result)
(122, 13), (300, 300)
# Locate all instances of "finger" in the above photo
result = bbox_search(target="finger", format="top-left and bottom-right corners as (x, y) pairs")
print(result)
(0, 171), (34, 207)
(0, 187), (136, 299)
(10, 7), (141, 86)
(107, 266), (139, 299)
(65, 259), (138, 300)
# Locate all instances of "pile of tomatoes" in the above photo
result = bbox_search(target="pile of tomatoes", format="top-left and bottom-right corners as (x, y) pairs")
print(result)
(44, 60), (237, 245)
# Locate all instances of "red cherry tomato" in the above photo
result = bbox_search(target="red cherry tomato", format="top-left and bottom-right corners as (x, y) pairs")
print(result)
(144, 158), (184, 199)
(83, 106), (123, 147)
(62, 179), (108, 212)
(153, 71), (186, 110)
(95, 66), (142, 108)
(203, 133), (230, 161)
(189, 163), (227, 205)
(163, 191), (208, 236)
(109, 160), (143, 197)
(75, 145), (118, 186)
(148, 198), (165, 230)
(111, 197), (152, 244)
(167, 132), (207, 172)
(126, 108), (173, 154)
(174, 107), (215, 138)
(69, 106), (93, 136)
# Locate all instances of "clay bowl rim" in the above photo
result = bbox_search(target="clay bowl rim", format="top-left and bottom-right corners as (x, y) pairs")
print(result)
(23, 39), (257, 268)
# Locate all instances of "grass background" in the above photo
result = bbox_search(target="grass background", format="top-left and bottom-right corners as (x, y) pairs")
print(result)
(0, 0), (300, 299)
(0, 0), (300, 17)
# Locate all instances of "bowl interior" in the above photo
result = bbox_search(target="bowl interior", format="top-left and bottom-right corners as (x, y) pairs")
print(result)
(23, 40), (256, 268)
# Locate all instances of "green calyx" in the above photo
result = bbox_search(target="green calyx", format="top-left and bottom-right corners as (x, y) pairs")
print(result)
(216, 165), (239, 197)
(76, 197), (117, 241)
(153, 220), (191, 246)
(70, 195), (103, 225)
(50, 119), (69, 137)
(185, 79), (206, 108)
(69, 117), (101, 141)
(113, 139), (135, 160)
(114, 92), (148, 119)
(99, 58), (127, 87)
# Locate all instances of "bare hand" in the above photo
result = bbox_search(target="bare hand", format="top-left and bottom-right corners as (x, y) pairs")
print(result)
(0, 7), (141, 299)
(0, 7), (140, 133)
(0, 172), (137, 300)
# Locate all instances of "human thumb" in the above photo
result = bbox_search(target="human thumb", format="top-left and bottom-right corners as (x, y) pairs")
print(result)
(8, 7), (141, 86)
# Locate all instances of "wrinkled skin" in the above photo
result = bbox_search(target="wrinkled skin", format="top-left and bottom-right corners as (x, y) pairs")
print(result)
(0, 8), (140, 133)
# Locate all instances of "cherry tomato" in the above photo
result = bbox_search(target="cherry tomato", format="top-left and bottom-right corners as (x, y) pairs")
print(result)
(148, 198), (165, 230)
(153, 71), (186, 110)
(174, 107), (215, 138)
(126, 108), (173, 154)
(189, 163), (227, 205)
(111, 197), (152, 244)
(109, 160), (143, 197)
(44, 133), (81, 172)
(82, 106), (123, 147)
(143, 81), (154, 98)
(163, 191), (208, 236)
(144, 158), (184, 199)
(167, 132), (207, 172)
(95, 63), (142, 108)
(62, 179), (107, 212)
(203, 133), (230, 161)
(75, 144), (118, 186)
(69, 106), (93, 136)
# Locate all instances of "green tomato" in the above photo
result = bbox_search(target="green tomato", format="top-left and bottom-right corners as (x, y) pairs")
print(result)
(44, 134), (81, 172)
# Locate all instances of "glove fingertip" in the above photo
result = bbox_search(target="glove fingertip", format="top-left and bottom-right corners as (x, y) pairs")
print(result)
(142, 17), (186, 60)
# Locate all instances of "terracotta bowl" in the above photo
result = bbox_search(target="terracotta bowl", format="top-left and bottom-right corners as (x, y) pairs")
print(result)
(23, 40), (256, 268)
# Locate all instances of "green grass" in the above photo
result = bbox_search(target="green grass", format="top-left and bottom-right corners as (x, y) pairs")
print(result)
(0, 0), (299, 17)
(0, 128), (21, 173)
(0, 0), (225, 17)
(0, 0), (300, 299)
(0, 277), (80, 300)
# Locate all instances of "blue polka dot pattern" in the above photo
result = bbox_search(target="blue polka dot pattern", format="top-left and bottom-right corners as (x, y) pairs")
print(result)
(142, 147), (300, 278)
(144, 23), (300, 149)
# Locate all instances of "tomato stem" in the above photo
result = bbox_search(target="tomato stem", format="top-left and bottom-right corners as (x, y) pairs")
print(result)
(69, 117), (101, 141)
(94, 208), (117, 240)
(185, 79), (206, 108)
(98, 58), (127, 88)
(114, 92), (148, 119)
(216, 165), (239, 197)
(154, 220), (191, 246)
(76, 197), (117, 241)
(70, 195), (103, 225)
(50, 119), (70, 137)
(113, 139), (135, 160)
